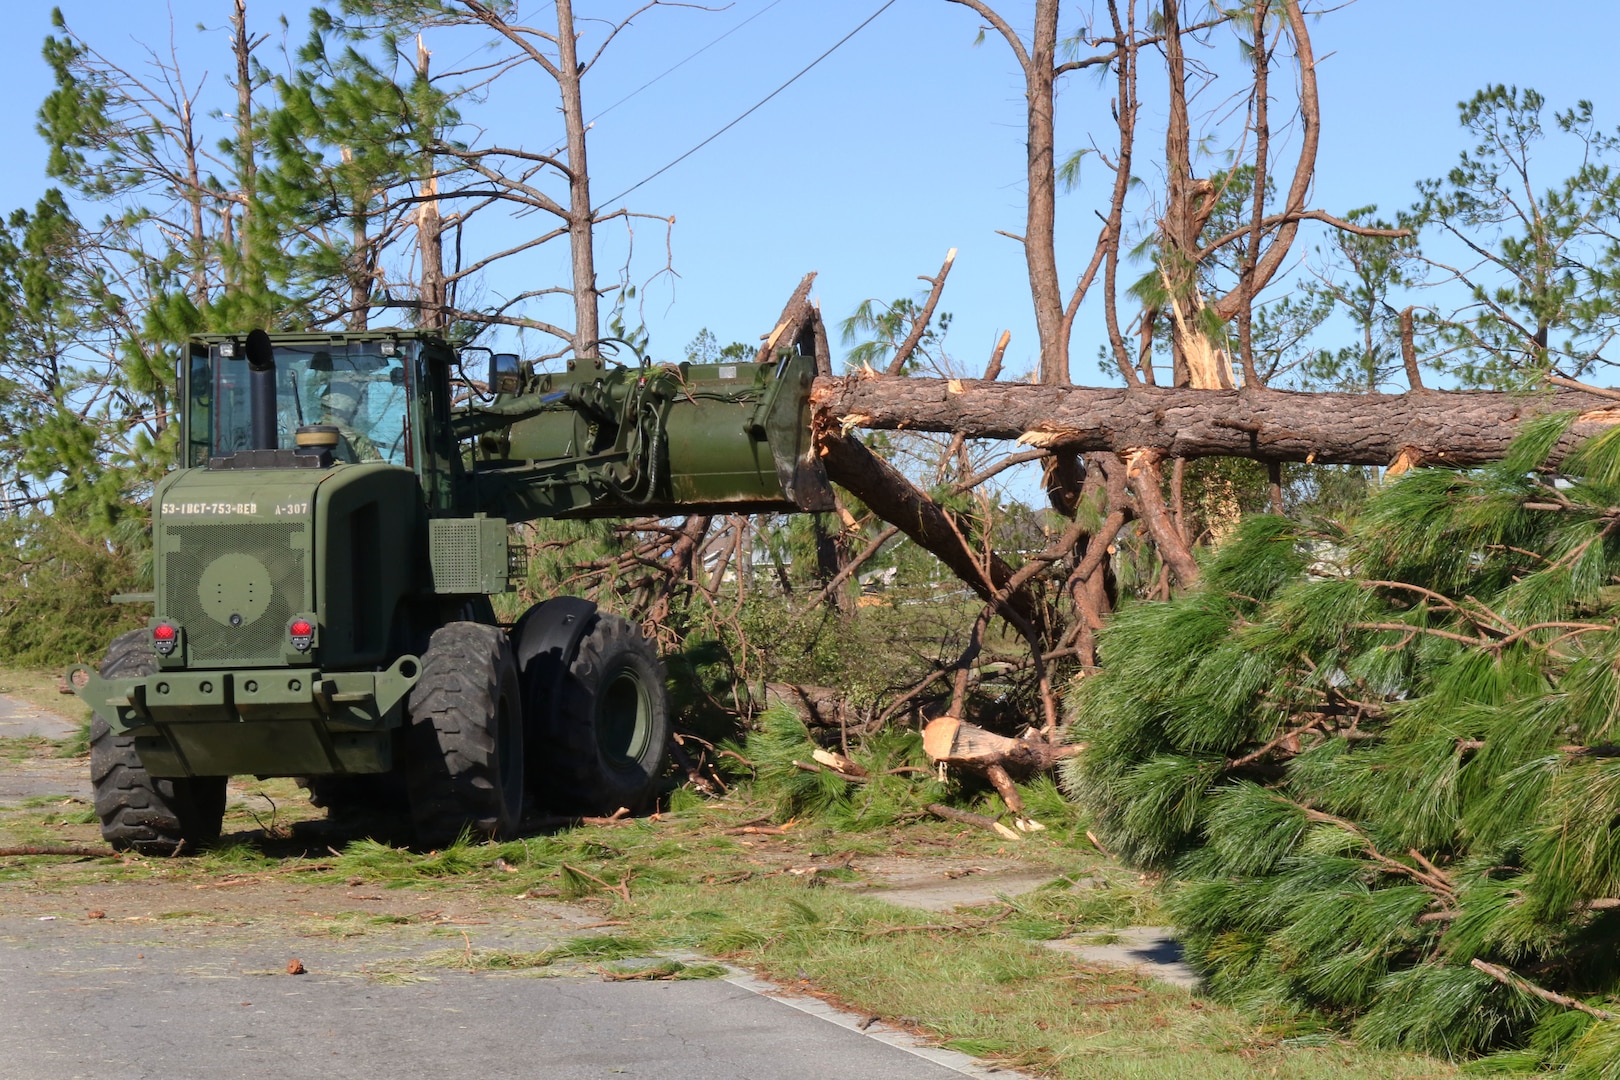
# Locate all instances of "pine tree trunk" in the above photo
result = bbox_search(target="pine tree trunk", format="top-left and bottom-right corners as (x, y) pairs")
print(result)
(812, 376), (1620, 468)
(554, 0), (599, 362)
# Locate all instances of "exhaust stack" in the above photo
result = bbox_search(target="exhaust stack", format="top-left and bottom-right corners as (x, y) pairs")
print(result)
(245, 328), (277, 451)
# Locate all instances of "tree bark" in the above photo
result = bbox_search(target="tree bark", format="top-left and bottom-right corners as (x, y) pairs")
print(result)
(1235, 0), (1273, 387)
(818, 431), (1045, 632)
(554, 0), (599, 361)
(764, 683), (860, 732)
(1024, 0), (1065, 386)
(812, 376), (1620, 467)
(644, 514), (711, 625)
(1158, 0), (1231, 390)
(1101, 0), (1142, 386)
(924, 715), (1079, 830)
(416, 35), (445, 331)
(1128, 449), (1201, 587)
(884, 248), (956, 376)
(1210, 0), (1320, 323)
(228, 0), (265, 302)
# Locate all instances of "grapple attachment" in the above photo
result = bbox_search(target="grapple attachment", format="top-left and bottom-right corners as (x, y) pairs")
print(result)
(466, 349), (834, 523)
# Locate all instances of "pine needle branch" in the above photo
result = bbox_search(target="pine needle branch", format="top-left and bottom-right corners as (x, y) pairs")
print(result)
(1272, 794), (1455, 900)
(1226, 716), (1327, 769)
(1359, 622), (1488, 649)
(1363, 579), (1469, 615)
(1494, 621), (1614, 649)
(1357, 619), (1612, 655)
(1470, 958), (1617, 1021)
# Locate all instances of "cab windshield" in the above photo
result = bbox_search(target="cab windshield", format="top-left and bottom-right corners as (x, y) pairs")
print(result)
(200, 341), (413, 466)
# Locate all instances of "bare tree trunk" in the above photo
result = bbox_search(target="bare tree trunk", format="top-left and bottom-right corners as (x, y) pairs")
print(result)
(554, 0), (599, 362)
(1102, 0), (1142, 386)
(1209, 0), (1321, 323)
(818, 430), (1046, 635)
(339, 146), (371, 331)
(416, 35), (445, 331)
(884, 249), (956, 376)
(1235, 0), (1273, 388)
(1128, 450), (1200, 587)
(1159, 0), (1231, 391)
(1024, 0), (1065, 386)
(180, 97), (207, 306)
(944, 0), (1081, 511)
(232, 0), (256, 208)
(228, 0), (260, 297)
(645, 515), (712, 626)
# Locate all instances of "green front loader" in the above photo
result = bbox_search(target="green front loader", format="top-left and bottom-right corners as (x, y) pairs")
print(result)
(72, 328), (831, 851)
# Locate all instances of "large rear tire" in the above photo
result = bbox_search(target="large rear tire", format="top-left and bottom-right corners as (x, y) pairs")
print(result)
(90, 630), (227, 855)
(404, 622), (524, 847)
(537, 614), (670, 816)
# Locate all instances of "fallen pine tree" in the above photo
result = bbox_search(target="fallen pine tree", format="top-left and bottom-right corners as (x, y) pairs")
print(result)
(1063, 413), (1620, 1070)
(812, 372), (1620, 468)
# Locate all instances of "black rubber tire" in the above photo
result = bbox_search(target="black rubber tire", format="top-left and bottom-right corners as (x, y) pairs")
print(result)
(90, 630), (227, 855)
(404, 622), (524, 847)
(537, 614), (670, 816)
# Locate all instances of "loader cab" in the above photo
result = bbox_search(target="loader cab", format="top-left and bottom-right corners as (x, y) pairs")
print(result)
(180, 332), (462, 511)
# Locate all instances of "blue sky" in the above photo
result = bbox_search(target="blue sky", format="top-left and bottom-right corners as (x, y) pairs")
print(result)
(2, 1), (1618, 384)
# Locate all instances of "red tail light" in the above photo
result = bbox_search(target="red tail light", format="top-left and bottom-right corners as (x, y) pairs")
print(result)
(289, 619), (314, 652)
(151, 622), (179, 656)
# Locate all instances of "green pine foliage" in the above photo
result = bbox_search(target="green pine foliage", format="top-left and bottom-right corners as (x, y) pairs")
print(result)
(734, 706), (947, 829)
(1065, 418), (1620, 1068)
(0, 510), (144, 666)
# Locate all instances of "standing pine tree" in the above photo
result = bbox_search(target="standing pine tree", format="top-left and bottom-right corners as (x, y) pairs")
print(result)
(1065, 413), (1620, 1070)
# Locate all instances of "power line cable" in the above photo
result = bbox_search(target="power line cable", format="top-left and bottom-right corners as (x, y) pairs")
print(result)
(587, 0), (789, 128)
(521, 0), (789, 198)
(595, 0), (899, 210)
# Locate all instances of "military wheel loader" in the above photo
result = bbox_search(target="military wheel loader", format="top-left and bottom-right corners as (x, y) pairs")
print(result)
(71, 328), (831, 851)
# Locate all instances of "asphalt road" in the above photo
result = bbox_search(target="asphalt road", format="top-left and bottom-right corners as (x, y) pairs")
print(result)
(1, 691), (999, 1078)
(0, 691), (79, 741)
(0, 901), (999, 1080)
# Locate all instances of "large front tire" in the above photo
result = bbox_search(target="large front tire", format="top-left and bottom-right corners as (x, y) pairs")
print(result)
(538, 614), (670, 816)
(90, 630), (227, 855)
(404, 622), (524, 847)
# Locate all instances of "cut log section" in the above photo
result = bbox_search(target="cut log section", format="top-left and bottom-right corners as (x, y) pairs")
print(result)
(923, 716), (1080, 832)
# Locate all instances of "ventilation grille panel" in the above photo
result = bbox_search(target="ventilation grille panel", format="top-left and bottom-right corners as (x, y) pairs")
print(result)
(430, 518), (484, 593)
(162, 520), (308, 666)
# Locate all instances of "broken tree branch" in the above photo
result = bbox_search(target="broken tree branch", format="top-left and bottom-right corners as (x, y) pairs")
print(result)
(885, 248), (957, 376)
(1470, 958), (1617, 1021)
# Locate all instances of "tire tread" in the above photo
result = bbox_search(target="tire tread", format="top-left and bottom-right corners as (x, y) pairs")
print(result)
(535, 614), (670, 816)
(90, 629), (226, 855)
(404, 622), (523, 846)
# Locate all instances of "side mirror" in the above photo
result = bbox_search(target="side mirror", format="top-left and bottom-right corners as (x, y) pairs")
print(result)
(489, 353), (522, 395)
